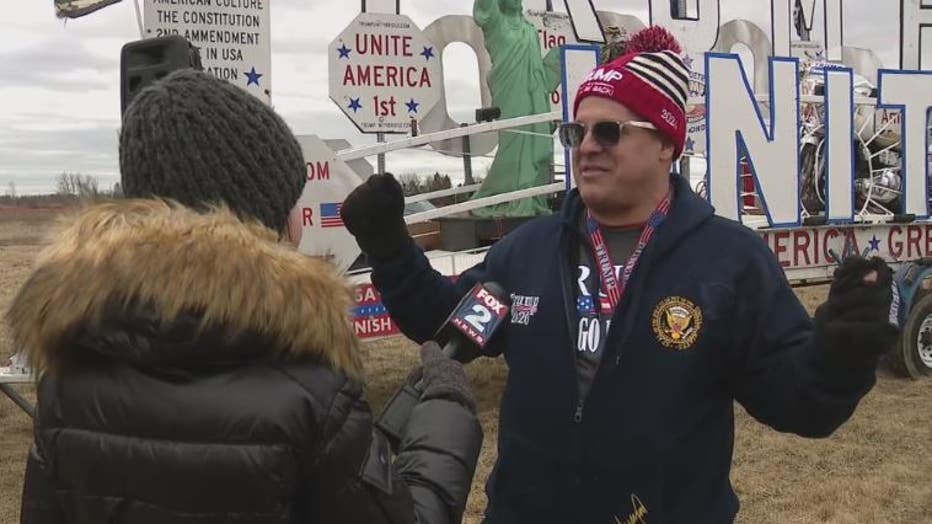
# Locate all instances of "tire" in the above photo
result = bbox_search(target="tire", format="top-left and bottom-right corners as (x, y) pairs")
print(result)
(891, 293), (932, 379)
(800, 141), (824, 213)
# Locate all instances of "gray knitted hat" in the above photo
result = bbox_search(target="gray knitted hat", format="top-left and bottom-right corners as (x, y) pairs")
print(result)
(119, 69), (305, 232)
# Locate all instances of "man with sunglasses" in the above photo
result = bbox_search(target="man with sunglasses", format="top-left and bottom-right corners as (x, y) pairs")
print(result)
(341, 26), (898, 524)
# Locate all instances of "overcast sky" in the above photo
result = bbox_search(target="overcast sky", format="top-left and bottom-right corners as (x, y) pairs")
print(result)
(0, 1), (904, 194)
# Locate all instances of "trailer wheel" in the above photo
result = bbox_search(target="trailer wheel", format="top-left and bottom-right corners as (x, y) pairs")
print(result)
(800, 141), (824, 213)
(891, 294), (932, 379)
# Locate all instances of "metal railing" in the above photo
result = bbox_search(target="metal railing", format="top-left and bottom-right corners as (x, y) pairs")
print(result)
(404, 182), (565, 225)
(405, 183), (482, 204)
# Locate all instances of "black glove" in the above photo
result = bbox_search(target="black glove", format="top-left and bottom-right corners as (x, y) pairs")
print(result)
(340, 173), (412, 260)
(406, 342), (476, 413)
(375, 342), (477, 450)
(814, 256), (900, 368)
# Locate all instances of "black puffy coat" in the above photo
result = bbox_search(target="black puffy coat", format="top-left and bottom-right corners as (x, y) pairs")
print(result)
(7, 200), (481, 524)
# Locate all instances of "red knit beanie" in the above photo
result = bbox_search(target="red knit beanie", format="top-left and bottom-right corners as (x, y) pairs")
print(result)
(573, 26), (690, 158)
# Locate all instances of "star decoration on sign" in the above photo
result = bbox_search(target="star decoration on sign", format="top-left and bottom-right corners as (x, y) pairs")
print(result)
(685, 136), (696, 152)
(245, 67), (263, 87)
(356, 305), (387, 316)
(337, 44), (351, 59)
(406, 98), (419, 113)
(421, 46), (435, 61)
(869, 235), (881, 252)
(348, 97), (362, 113)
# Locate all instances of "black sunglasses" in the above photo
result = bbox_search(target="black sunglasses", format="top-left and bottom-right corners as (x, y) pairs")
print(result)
(558, 120), (657, 148)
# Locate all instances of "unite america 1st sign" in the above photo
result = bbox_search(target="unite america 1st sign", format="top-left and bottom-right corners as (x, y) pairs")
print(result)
(328, 13), (443, 134)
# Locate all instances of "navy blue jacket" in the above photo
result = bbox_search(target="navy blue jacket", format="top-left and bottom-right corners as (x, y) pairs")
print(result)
(369, 173), (877, 524)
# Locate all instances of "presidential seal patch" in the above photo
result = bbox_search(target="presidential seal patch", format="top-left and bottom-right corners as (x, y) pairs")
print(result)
(651, 296), (702, 350)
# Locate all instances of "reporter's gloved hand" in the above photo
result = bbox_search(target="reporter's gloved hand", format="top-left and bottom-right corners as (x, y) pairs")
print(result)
(813, 255), (900, 368)
(340, 173), (412, 261)
(406, 342), (476, 413)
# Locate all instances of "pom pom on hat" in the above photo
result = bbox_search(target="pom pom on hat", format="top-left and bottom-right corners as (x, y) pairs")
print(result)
(625, 26), (683, 55)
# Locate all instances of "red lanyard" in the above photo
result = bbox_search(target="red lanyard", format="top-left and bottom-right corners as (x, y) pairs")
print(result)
(585, 189), (672, 317)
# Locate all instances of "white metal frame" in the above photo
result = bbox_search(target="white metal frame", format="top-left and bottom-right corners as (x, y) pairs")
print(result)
(404, 182), (564, 224)
(340, 91), (885, 226)
(332, 89), (920, 287)
(337, 111), (563, 161)
(405, 183), (481, 204)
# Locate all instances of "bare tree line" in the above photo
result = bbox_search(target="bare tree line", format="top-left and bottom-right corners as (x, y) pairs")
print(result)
(1, 173), (122, 208)
(55, 172), (122, 199)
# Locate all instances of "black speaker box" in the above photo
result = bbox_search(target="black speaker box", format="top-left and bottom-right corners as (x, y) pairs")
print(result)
(120, 35), (202, 116)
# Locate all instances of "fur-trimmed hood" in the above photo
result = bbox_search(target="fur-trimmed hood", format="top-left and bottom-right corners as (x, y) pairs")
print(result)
(6, 199), (362, 377)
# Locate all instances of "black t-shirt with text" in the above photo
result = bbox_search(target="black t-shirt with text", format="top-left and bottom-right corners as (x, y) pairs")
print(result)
(574, 216), (642, 404)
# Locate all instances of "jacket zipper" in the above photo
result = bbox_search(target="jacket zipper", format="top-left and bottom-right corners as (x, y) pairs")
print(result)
(606, 242), (656, 372)
(559, 223), (587, 425)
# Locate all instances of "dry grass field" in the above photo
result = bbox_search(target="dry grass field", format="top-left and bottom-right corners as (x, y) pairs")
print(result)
(1, 208), (930, 523)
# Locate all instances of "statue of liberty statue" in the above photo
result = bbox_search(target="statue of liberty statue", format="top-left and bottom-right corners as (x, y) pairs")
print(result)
(470, 0), (560, 217)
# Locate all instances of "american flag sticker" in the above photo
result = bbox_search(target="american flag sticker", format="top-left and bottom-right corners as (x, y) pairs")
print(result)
(320, 202), (344, 228)
(577, 295), (595, 316)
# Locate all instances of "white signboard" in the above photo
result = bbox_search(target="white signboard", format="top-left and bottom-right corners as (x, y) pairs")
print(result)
(527, 9), (575, 114)
(143, 0), (271, 104)
(295, 135), (364, 273)
(329, 13), (443, 134)
(562, 0), (606, 42)
(759, 223), (932, 269)
(649, 0), (721, 155)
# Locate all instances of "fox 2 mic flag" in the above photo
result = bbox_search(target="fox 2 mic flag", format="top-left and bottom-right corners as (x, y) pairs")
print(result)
(54, 0), (123, 19)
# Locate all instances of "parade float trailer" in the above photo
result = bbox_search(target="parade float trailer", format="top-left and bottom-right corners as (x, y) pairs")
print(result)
(314, 0), (932, 379)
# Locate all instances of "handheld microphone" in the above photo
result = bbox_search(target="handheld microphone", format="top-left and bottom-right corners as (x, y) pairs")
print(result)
(376, 281), (510, 448)
(434, 281), (510, 362)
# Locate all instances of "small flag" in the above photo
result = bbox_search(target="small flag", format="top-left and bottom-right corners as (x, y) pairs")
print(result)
(320, 202), (344, 228)
(599, 294), (612, 312)
(576, 295), (595, 316)
(54, 0), (123, 19)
